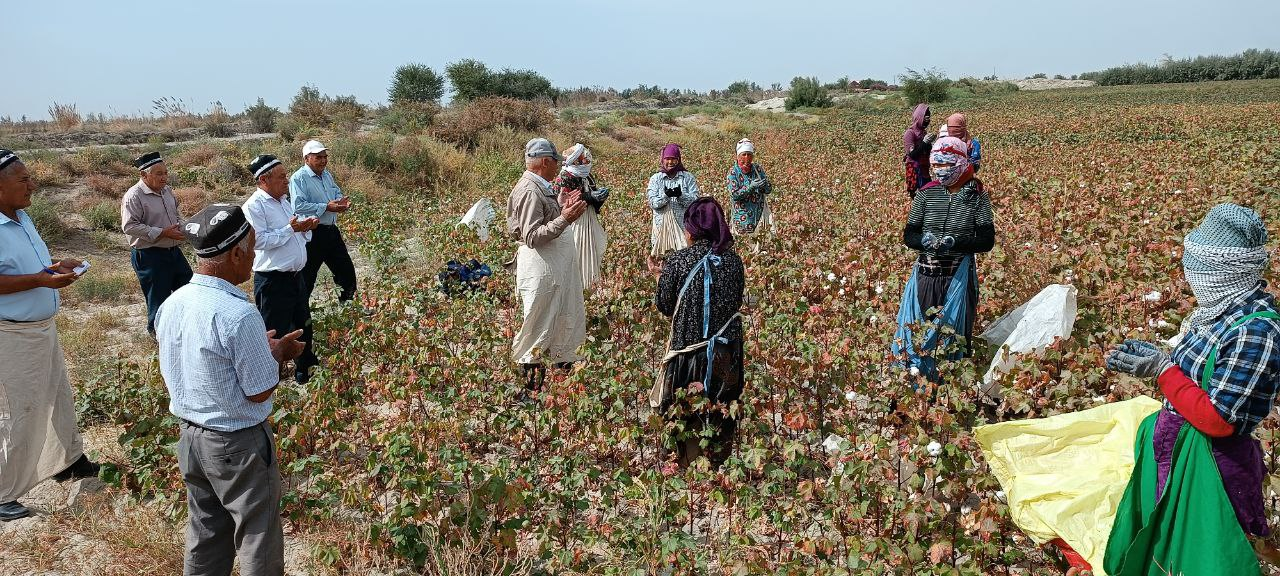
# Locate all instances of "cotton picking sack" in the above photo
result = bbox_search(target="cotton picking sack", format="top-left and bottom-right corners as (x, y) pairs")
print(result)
(650, 203), (688, 258)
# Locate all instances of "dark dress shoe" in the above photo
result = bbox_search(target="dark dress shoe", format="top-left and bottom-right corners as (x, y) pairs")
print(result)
(0, 501), (30, 521)
(52, 454), (100, 482)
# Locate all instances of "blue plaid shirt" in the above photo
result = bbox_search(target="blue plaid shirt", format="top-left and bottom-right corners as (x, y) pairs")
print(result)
(1168, 284), (1280, 436)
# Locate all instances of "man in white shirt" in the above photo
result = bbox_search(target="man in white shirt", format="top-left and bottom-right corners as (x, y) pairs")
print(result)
(242, 155), (319, 383)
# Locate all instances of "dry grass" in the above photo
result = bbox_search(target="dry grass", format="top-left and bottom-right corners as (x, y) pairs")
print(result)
(172, 187), (212, 217)
(49, 102), (82, 130)
(27, 158), (74, 188)
(85, 173), (135, 197)
(170, 143), (222, 168)
(0, 490), (183, 576)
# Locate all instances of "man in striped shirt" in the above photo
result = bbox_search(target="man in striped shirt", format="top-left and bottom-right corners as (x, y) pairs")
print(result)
(156, 203), (304, 576)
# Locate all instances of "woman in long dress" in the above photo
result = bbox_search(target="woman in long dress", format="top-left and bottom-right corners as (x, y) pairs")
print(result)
(552, 143), (608, 291)
(646, 143), (699, 271)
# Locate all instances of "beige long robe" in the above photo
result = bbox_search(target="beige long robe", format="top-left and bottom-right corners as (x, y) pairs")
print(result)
(0, 316), (83, 502)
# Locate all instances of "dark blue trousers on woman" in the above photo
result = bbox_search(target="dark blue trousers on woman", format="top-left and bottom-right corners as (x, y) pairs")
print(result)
(131, 246), (193, 334)
(253, 270), (318, 382)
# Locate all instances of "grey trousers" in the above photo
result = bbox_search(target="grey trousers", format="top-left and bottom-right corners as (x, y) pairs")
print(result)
(177, 420), (283, 576)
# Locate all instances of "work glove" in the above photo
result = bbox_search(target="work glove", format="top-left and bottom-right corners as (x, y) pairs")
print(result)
(924, 133), (937, 145)
(590, 187), (610, 203)
(921, 231), (938, 249)
(1105, 339), (1173, 378)
(665, 185), (682, 198)
(938, 235), (956, 250)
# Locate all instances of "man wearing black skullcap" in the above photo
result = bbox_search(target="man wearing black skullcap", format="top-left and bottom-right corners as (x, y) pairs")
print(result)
(0, 149), (101, 522)
(155, 202), (305, 575)
(243, 154), (320, 383)
(121, 151), (192, 336)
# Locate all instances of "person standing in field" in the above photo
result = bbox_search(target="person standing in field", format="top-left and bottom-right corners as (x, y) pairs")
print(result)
(1104, 203), (1280, 573)
(121, 151), (193, 336)
(902, 104), (936, 196)
(726, 138), (773, 247)
(243, 155), (320, 383)
(647, 143), (700, 271)
(552, 143), (609, 292)
(290, 140), (358, 305)
(507, 138), (588, 392)
(892, 136), (994, 379)
(155, 203), (305, 576)
(946, 113), (982, 173)
(0, 149), (100, 522)
(652, 197), (745, 468)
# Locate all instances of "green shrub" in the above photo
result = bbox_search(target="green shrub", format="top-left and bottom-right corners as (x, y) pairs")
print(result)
(69, 271), (135, 304)
(377, 101), (440, 135)
(83, 200), (118, 231)
(784, 77), (832, 110)
(899, 68), (952, 104)
(26, 193), (69, 241)
(389, 63), (445, 105)
(245, 97), (279, 133)
(431, 97), (550, 149)
(445, 59), (557, 102)
(1080, 48), (1280, 86)
(286, 85), (366, 132)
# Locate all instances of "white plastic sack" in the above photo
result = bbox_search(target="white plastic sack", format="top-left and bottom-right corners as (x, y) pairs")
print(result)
(979, 284), (1078, 399)
(458, 198), (496, 241)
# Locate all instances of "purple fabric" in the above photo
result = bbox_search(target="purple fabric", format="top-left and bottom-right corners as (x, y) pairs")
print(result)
(903, 104), (930, 156)
(684, 197), (734, 254)
(661, 143), (686, 177)
(1153, 409), (1269, 536)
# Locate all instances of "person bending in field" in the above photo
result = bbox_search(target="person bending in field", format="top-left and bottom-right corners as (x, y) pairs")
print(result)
(506, 138), (588, 392)
(1104, 203), (1280, 573)
(551, 143), (609, 292)
(647, 143), (700, 272)
(652, 198), (745, 468)
(892, 136), (995, 382)
(726, 138), (773, 252)
(946, 113), (981, 173)
(902, 104), (936, 196)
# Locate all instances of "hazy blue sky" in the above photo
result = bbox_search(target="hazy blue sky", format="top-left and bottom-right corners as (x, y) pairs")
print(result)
(6, 0), (1277, 119)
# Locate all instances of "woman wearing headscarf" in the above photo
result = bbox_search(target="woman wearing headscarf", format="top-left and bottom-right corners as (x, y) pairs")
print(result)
(945, 113), (981, 173)
(892, 136), (994, 378)
(902, 104), (936, 197)
(652, 198), (745, 467)
(1104, 204), (1280, 573)
(552, 143), (609, 291)
(646, 144), (700, 269)
(726, 138), (773, 239)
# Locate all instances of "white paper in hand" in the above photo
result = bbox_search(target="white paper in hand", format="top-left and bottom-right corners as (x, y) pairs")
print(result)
(458, 198), (496, 241)
(73, 261), (91, 275)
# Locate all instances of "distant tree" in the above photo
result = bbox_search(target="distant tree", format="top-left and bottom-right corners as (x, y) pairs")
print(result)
(389, 63), (445, 104)
(899, 68), (951, 104)
(725, 80), (761, 95)
(445, 59), (494, 102)
(784, 77), (832, 110)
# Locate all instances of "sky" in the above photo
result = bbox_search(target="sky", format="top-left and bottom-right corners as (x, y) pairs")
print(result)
(6, 0), (1278, 119)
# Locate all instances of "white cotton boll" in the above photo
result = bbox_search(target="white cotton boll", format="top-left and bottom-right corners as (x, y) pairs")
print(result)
(995, 491), (1007, 503)
(1143, 290), (1162, 302)
(1093, 396), (1106, 403)
(910, 366), (921, 377)
(838, 288), (846, 296)
(927, 441), (942, 457)
(822, 434), (846, 454)
(870, 315), (878, 323)
(1157, 319), (1174, 329)
(827, 272), (837, 281)
(875, 282), (884, 295)
(961, 504), (973, 515)
(840, 276), (847, 285)
(845, 390), (857, 402)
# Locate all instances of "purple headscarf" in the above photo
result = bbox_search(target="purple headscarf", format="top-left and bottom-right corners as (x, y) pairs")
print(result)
(903, 104), (930, 156)
(684, 197), (734, 254)
(660, 143), (685, 177)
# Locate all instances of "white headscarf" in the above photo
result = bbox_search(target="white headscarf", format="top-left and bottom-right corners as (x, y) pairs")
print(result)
(562, 143), (592, 179)
(736, 138), (755, 156)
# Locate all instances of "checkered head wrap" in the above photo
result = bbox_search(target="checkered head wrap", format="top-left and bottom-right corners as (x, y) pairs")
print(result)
(1181, 203), (1269, 333)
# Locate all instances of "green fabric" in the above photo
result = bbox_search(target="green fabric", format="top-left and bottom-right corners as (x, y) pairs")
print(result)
(1103, 412), (1258, 575)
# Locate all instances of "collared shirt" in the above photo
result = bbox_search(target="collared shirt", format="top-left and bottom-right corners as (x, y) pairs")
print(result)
(242, 188), (311, 272)
(506, 171), (569, 248)
(1169, 284), (1280, 436)
(121, 180), (183, 249)
(289, 165), (343, 226)
(0, 209), (59, 322)
(155, 274), (278, 432)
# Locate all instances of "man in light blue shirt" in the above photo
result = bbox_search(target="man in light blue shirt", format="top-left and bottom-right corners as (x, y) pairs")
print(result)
(290, 139), (358, 304)
(0, 150), (100, 522)
(156, 202), (304, 575)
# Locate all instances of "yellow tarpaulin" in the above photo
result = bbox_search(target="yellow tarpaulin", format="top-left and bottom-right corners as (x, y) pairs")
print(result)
(975, 395), (1163, 575)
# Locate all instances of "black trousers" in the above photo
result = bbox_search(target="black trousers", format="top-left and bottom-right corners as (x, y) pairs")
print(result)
(253, 270), (317, 379)
(303, 224), (357, 303)
(131, 246), (193, 333)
